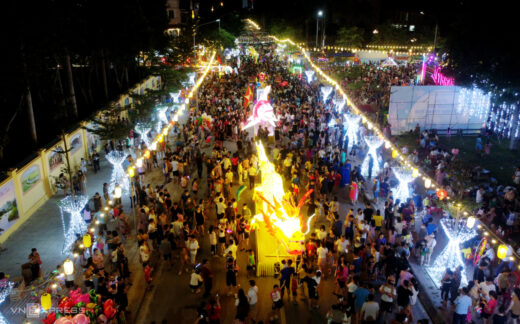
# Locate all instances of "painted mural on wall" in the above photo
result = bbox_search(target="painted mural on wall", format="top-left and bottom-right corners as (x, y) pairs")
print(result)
(21, 165), (41, 193)
(48, 146), (64, 171)
(69, 133), (82, 154)
(0, 180), (19, 236)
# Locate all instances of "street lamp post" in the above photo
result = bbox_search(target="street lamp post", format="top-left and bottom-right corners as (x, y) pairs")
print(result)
(316, 10), (323, 47)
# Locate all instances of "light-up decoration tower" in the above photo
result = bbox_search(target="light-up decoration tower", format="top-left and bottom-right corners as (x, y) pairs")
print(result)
(134, 123), (151, 148)
(343, 114), (361, 154)
(426, 218), (477, 288)
(156, 106), (169, 125)
(170, 91), (181, 104)
(242, 86), (278, 131)
(58, 195), (89, 254)
(304, 70), (315, 83)
(251, 142), (315, 276)
(188, 72), (196, 85)
(391, 167), (414, 204)
(333, 98), (346, 112)
(106, 150), (129, 197)
(361, 136), (383, 178)
(321, 86), (333, 102)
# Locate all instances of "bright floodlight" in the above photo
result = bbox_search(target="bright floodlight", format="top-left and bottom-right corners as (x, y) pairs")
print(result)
(318, 10), (323, 16)
(321, 86), (333, 102)
(426, 218), (477, 288)
(58, 195), (89, 254)
(361, 136), (384, 178)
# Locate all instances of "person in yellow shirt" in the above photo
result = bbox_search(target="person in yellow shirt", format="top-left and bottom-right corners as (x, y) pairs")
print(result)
(248, 166), (257, 189)
(372, 210), (384, 230)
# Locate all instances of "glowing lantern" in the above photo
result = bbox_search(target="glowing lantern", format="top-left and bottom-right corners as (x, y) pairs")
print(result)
(392, 150), (398, 159)
(158, 135), (164, 143)
(436, 189), (447, 200)
(82, 234), (92, 248)
(128, 167), (135, 178)
(64, 259), (74, 275)
(497, 244), (508, 260)
(150, 142), (157, 150)
(144, 151), (151, 159)
(136, 158), (143, 168)
(114, 185), (122, 199)
(41, 293), (52, 311)
(412, 168), (419, 178)
(162, 128), (168, 136)
(467, 216), (476, 229)
(424, 178), (431, 188)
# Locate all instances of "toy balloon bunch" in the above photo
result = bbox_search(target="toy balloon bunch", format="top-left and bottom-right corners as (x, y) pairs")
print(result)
(42, 288), (117, 324)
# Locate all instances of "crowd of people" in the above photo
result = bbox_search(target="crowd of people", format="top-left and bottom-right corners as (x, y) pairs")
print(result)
(7, 37), (520, 324)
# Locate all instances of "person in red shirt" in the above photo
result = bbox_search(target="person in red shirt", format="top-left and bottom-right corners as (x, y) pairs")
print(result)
(206, 297), (221, 324)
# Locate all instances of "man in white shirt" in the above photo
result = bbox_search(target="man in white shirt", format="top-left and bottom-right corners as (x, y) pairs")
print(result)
(479, 277), (496, 301)
(248, 280), (259, 322)
(225, 239), (238, 260)
(317, 242), (328, 273)
(186, 235), (199, 264)
(453, 287), (472, 324)
(361, 294), (380, 323)
(335, 236), (349, 255)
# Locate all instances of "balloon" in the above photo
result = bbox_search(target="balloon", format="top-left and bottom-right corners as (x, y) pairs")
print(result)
(451, 148), (459, 156)
(72, 313), (89, 324)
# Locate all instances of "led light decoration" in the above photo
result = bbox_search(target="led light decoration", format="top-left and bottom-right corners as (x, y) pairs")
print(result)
(156, 106), (169, 124)
(333, 98), (346, 112)
(170, 91), (181, 104)
(391, 167), (414, 204)
(106, 150), (130, 198)
(304, 70), (315, 83)
(0, 280), (14, 324)
(426, 218), (477, 288)
(242, 86), (279, 130)
(188, 72), (196, 85)
(321, 86), (333, 102)
(134, 123), (151, 148)
(456, 87), (491, 120)
(343, 114), (361, 154)
(250, 142), (314, 253)
(431, 66), (454, 86)
(58, 195), (89, 254)
(361, 136), (384, 178)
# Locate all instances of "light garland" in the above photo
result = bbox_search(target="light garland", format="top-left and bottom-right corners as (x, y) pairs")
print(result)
(426, 218), (477, 288)
(361, 136), (383, 178)
(456, 87), (491, 120)
(58, 195), (89, 254)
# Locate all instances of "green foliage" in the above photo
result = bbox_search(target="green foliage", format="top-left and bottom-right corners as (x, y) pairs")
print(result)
(335, 27), (365, 48)
(268, 19), (302, 41)
(168, 33), (194, 65)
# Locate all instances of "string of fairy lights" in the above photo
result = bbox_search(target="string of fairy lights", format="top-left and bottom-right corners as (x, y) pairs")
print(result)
(244, 19), (520, 270)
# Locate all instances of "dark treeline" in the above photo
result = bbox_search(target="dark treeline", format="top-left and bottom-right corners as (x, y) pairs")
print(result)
(0, 0), (170, 172)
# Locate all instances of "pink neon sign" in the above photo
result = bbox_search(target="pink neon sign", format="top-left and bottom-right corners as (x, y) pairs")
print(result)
(432, 66), (454, 86)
